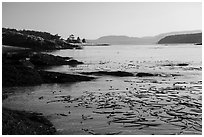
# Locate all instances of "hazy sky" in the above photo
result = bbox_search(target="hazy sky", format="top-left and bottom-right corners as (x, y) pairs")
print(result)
(2, 2), (202, 39)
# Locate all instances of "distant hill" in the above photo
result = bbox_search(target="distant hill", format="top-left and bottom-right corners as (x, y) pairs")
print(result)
(87, 30), (202, 45)
(87, 35), (156, 45)
(157, 33), (202, 44)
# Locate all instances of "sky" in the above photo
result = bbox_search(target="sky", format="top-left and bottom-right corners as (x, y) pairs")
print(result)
(2, 2), (202, 39)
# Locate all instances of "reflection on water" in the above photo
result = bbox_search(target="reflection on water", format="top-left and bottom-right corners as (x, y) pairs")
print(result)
(50, 44), (201, 62)
(47, 44), (202, 73)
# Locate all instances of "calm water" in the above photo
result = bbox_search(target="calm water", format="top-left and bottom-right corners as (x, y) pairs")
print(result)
(3, 44), (202, 135)
(47, 44), (201, 73)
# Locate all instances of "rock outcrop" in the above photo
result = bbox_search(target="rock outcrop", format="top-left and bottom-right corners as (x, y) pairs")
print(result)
(2, 52), (92, 87)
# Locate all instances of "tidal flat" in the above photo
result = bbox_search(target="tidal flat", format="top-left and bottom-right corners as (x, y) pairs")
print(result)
(3, 44), (202, 135)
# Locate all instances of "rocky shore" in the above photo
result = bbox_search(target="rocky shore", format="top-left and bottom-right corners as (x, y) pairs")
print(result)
(2, 50), (94, 135)
(2, 51), (94, 87)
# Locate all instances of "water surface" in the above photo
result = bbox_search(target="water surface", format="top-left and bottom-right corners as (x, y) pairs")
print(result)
(3, 44), (202, 135)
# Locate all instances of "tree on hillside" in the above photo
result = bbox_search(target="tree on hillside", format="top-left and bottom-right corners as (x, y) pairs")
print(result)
(54, 34), (61, 40)
(82, 38), (86, 43)
(69, 34), (75, 40)
(77, 37), (81, 43)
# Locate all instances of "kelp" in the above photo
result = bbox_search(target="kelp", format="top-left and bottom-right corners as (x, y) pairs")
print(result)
(45, 79), (202, 135)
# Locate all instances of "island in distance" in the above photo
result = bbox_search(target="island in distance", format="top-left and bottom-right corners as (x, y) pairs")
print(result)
(2, 28), (202, 49)
(87, 30), (202, 45)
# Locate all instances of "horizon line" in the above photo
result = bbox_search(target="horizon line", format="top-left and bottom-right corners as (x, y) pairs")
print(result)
(2, 27), (202, 40)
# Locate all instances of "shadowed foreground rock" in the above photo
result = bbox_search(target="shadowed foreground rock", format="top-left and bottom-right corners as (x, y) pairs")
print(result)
(39, 71), (95, 83)
(2, 108), (56, 135)
(2, 64), (94, 87)
(29, 53), (72, 67)
(2, 52), (91, 87)
(2, 64), (43, 87)
(29, 53), (83, 67)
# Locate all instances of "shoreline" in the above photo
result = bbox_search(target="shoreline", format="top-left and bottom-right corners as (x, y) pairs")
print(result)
(2, 49), (94, 135)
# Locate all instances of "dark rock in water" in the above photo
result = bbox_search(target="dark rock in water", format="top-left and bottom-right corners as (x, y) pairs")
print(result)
(39, 71), (94, 83)
(195, 43), (202, 45)
(81, 71), (180, 78)
(66, 59), (84, 66)
(136, 72), (155, 77)
(162, 63), (189, 67)
(38, 96), (44, 100)
(62, 56), (72, 60)
(162, 64), (174, 66)
(136, 72), (182, 77)
(170, 74), (182, 77)
(176, 63), (189, 66)
(2, 108), (56, 135)
(80, 71), (134, 77)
